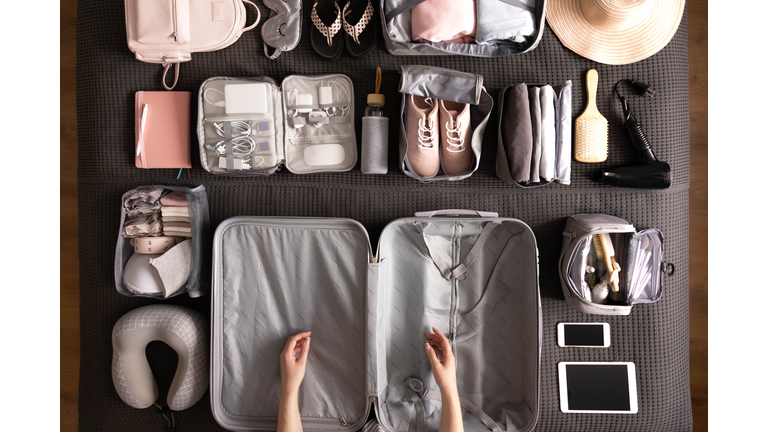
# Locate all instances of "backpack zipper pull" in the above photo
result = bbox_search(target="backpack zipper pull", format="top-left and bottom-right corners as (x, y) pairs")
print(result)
(168, 32), (177, 41)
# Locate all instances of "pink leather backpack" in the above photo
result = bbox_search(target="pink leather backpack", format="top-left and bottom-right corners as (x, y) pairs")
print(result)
(124, 0), (260, 90)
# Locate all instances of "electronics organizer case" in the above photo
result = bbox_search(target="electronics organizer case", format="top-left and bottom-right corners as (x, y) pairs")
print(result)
(197, 75), (357, 175)
(211, 211), (541, 431)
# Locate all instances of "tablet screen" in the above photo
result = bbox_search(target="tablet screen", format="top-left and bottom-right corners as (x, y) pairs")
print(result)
(561, 363), (636, 412)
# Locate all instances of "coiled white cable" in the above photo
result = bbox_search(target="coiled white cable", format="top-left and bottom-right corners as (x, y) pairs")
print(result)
(206, 121), (256, 157)
(321, 79), (351, 117)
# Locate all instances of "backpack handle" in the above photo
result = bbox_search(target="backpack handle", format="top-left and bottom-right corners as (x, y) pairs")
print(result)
(162, 63), (180, 91)
(242, 0), (261, 32)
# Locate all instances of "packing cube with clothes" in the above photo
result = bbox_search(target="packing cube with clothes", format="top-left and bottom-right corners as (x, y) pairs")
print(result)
(114, 185), (211, 298)
(210, 210), (542, 431)
(380, 0), (545, 56)
(496, 82), (572, 187)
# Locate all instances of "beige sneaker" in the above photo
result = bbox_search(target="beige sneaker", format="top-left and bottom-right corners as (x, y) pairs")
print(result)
(405, 95), (440, 178)
(439, 100), (473, 176)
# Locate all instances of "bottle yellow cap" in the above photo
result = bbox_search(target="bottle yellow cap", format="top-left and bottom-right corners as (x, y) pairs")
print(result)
(367, 93), (385, 106)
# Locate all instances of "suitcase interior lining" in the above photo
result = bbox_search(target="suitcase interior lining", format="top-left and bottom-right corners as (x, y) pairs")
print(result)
(218, 221), (370, 424)
(375, 220), (539, 432)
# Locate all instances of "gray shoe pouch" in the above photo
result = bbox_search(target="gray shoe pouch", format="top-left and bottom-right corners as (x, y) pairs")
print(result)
(210, 210), (541, 432)
(380, 0), (546, 57)
(398, 65), (493, 182)
(261, 0), (302, 59)
(114, 185), (211, 298)
(197, 74), (356, 176)
(496, 82), (572, 188)
(558, 214), (673, 316)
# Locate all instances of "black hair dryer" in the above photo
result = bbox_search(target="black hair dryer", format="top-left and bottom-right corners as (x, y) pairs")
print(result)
(598, 81), (672, 189)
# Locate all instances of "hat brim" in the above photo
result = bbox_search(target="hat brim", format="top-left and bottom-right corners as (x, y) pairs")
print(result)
(546, 0), (685, 65)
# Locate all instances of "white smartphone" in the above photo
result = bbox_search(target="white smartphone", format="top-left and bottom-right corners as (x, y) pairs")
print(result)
(557, 322), (610, 347)
(558, 362), (638, 414)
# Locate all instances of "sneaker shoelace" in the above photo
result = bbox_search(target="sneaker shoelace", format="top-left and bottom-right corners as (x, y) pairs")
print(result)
(445, 120), (465, 152)
(417, 98), (436, 150)
(418, 118), (436, 149)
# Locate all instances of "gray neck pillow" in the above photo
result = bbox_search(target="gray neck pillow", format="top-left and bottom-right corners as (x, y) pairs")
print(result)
(111, 305), (208, 411)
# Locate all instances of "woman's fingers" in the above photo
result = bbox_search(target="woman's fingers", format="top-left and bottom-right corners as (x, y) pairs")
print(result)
(432, 327), (451, 354)
(283, 332), (311, 356)
(299, 337), (311, 363)
(425, 343), (440, 368)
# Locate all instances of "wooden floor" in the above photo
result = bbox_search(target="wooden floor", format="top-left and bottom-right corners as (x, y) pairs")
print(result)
(59, 2), (708, 430)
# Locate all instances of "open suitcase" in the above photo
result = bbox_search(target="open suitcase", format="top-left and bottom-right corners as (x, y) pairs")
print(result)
(211, 210), (542, 432)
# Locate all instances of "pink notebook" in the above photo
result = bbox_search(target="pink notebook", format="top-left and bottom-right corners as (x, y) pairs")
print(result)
(135, 91), (192, 169)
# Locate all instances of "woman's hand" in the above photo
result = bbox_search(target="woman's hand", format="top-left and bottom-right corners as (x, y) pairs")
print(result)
(280, 331), (311, 394)
(425, 327), (458, 394)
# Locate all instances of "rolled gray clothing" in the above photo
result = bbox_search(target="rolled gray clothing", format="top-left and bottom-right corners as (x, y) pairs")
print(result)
(540, 85), (556, 181)
(475, 0), (536, 45)
(528, 87), (541, 183)
(361, 116), (389, 174)
(503, 83), (533, 182)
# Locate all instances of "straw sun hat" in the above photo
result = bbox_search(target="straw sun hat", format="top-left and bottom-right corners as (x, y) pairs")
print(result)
(546, 0), (686, 65)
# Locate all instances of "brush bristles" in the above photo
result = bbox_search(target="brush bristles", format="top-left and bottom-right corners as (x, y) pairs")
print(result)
(575, 118), (608, 163)
(592, 235), (605, 258)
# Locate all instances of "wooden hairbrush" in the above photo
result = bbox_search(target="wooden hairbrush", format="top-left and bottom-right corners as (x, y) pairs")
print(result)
(575, 69), (608, 163)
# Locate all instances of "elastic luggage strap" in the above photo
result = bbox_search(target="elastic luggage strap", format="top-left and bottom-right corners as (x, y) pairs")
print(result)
(413, 221), (500, 280)
(404, 378), (502, 432)
(385, 0), (534, 22)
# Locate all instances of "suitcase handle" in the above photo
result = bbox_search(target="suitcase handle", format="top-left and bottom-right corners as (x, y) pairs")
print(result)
(414, 209), (499, 218)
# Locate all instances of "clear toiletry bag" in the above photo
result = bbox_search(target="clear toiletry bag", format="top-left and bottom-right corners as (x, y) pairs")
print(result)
(558, 214), (674, 315)
(197, 74), (357, 175)
(398, 65), (493, 182)
(496, 82), (572, 187)
(380, 0), (546, 57)
(114, 185), (211, 298)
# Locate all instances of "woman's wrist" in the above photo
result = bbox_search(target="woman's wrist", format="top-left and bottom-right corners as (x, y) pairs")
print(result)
(281, 383), (300, 400)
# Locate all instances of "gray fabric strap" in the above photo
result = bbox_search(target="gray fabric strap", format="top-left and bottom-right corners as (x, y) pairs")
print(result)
(385, 0), (427, 22)
(499, 0), (536, 13)
(405, 378), (502, 432)
(414, 221), (501, 280)
(285, 116), (352, 126)
(223, 122), (234, 171)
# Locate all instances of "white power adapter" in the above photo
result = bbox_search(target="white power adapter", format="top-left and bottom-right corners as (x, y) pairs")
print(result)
(296, 93), (313, 113)
(219, 157), (251, 170)
(319, 86), (334, 105)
